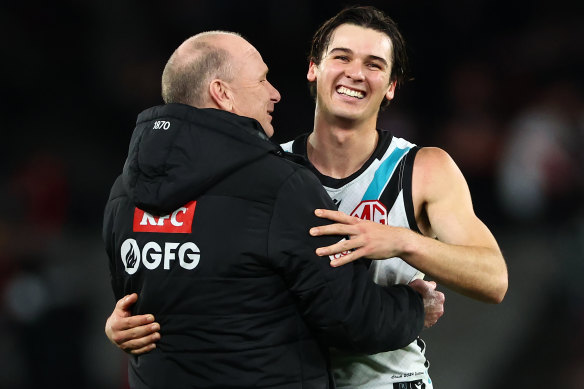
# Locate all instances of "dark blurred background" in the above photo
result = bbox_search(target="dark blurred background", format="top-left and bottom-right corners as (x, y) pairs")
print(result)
(1, 0), (583, 388)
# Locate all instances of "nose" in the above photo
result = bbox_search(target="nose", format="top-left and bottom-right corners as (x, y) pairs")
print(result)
(269, 81), (281, 103)
(345, 60), (365, 81)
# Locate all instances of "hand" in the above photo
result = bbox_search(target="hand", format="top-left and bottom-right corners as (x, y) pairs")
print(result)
(309, 209), (407, 266)
(408, 279), (445, 328)
(104, 293), (161, 354)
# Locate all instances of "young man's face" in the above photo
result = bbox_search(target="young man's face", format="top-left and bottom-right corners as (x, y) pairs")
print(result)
(308, 23), (396, 125)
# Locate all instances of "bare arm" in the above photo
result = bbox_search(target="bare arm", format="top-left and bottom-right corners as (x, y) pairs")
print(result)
(310, 147), (508, 303)
(104, 293), (161, 354)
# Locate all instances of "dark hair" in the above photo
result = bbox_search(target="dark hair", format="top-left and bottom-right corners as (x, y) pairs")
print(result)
(308, 5), (409, 107)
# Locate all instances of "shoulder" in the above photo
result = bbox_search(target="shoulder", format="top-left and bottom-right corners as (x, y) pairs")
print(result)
(413, 147), (468, 202)
(414, 147), (459, 174)
(249, 151), (321, 195)
(107, 175), (128, 203)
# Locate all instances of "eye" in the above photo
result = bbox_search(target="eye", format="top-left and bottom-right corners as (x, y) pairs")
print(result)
(367, 63), (383, 70)
(334, 55), (349, 61)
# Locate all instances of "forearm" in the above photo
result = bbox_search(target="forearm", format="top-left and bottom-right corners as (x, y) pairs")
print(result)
(400, 229), (507, 303)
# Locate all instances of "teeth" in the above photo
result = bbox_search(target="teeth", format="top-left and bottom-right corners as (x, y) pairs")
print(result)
(337, 86), (364, 99)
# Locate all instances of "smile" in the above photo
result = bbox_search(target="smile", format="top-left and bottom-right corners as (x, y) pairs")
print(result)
(336, 86), (365, 99)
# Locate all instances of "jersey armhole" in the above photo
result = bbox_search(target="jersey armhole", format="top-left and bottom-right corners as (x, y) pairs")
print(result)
(403, 146), (422, 234)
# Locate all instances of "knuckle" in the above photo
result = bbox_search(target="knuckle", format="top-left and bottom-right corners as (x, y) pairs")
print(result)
(111, 333), (124, 344)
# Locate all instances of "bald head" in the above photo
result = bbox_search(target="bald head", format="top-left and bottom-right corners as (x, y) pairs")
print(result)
(161, 31), (280, 137)
(161, 31), (246, 107)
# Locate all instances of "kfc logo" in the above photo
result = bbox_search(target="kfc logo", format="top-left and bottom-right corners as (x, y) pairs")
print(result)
(133, 201), (196, 233)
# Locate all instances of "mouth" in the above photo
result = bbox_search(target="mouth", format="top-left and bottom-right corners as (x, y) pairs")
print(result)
(336, 85), (366, 99)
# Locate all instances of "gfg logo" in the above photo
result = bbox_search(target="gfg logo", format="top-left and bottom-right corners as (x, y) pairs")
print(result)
(153, 120), (171, 130)
(120, 239), (201, 274)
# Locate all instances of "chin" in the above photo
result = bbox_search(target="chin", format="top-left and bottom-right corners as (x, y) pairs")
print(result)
(263, 125), (274, 138)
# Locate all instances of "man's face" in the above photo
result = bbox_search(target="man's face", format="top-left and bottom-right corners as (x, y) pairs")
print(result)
(228, 45), (281, 137)
(307, 24), (396, 124)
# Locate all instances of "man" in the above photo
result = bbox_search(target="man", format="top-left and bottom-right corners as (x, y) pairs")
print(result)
(109, 6), (507, 387)
(103, 30), (443, 389)
(285, 6), (508, 388)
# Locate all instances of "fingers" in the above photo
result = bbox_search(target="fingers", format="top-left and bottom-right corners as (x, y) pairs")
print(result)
(310, 209), (361, 237)
(120, 329), (161, 354)
(314, 209), (356, 223)
(110, 321), (161, 347)
(407, 280), (445, 328)
(129, 342), (157, 355)
(407, 278), (426, 293)
(312, 237), (366, 267)
(315, 238), (359, 257)
(116, 293), (138, 312)
(114, 314), (157, 332)
(329, 251), (361, 267)
(310, 223), (354, 237)
(423, 290), (445, 328)
(106, 294), (161, 355)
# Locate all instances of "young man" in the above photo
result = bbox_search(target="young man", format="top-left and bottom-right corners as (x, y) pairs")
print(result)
(103, 30), (443, 389)
(279, 6), (507, 388)
(105, 6), (506, 388)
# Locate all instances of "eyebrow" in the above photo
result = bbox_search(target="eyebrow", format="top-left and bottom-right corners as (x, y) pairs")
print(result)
(328, 47), (389, 66)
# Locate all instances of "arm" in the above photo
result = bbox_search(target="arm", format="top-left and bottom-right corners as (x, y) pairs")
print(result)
(101, 167), (441, 354)
(267, 168), (431, 353)
(310, 147), (508, 304)
(104, 293), (161, 354)
(103, 177), (161, 354)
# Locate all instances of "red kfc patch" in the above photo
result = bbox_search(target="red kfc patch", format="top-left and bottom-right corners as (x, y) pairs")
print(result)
(133, 201), (197, 233)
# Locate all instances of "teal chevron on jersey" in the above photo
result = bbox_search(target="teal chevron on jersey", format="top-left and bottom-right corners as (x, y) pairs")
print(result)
(362, 145), (412, 201)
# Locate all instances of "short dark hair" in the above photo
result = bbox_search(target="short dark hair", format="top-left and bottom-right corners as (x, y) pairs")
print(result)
(308, 6), (409, 107)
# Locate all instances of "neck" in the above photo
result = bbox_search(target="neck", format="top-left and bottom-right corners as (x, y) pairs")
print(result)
(307, 111), (379, 179)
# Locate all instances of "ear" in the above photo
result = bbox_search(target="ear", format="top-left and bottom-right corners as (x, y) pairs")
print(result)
(307, 60), (318, 82)
(385, 80), (397, 101)
(208, 79), (233, 111)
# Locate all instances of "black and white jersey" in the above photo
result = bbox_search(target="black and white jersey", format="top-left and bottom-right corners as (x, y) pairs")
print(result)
(282, 129), (431, 387)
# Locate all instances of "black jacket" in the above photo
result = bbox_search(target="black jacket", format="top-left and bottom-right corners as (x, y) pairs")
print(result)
(103, 104), (424, 389)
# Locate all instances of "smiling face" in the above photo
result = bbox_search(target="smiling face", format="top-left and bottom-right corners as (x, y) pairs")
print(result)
(225, 38), (281, 137)
(307, 23), (396, 125)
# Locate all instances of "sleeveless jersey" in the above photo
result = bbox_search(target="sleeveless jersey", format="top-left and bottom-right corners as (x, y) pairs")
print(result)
(281, 130), (431, 388)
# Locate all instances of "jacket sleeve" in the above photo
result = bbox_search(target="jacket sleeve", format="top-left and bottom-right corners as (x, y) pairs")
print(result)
(102, 175), (126, 302)
(267, 168), (424, 354)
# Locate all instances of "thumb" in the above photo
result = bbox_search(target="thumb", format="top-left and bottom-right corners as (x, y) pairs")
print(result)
(117, 293), (138, 311)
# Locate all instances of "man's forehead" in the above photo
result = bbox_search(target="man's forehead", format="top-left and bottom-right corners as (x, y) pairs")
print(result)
(327, 24), (393, 61)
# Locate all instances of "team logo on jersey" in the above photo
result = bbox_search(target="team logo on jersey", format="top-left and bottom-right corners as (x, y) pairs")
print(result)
(350, 200), (387, 224)
(133, 201), (196, 233)
(120, 238), (201, 274)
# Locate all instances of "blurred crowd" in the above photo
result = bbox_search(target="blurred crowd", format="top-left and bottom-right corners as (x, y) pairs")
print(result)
(1, 1), (582, 388)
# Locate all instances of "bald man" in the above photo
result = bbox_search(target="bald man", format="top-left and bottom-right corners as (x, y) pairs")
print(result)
(103, 31), (442, 388)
